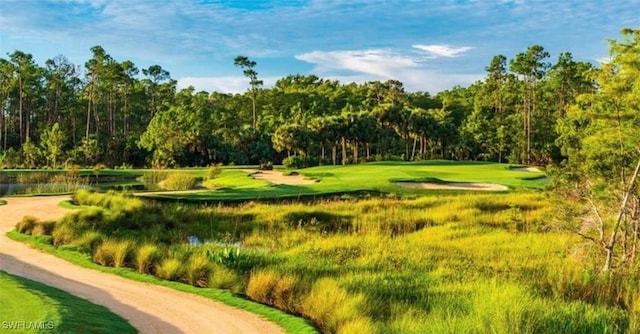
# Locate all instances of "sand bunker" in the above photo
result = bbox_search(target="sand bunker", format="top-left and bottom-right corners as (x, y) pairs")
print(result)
(512, 166), (541, 172)
(395, 181), (508, 191)
(242, 169), (316, 185)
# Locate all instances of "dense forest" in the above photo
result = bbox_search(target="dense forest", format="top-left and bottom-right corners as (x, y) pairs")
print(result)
(0, 30), (636, 170)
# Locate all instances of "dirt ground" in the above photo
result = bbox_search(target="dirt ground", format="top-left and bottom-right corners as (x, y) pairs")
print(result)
(242, 169), (316, 185)
(0, 196), (284, 334)
(395, 181), (509, 191)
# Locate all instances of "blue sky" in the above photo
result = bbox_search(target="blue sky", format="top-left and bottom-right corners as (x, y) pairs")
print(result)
(1, 0), (638, 93)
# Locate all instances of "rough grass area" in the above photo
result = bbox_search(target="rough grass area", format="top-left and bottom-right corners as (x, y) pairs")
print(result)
(12, 189), (637, 334)
(0, 270), (136, 334)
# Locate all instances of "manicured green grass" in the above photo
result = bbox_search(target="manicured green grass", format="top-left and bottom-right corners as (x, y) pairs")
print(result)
(0, 270), (136, 334)
(7, 231), (318, 334)
(144, 161), (548, 201)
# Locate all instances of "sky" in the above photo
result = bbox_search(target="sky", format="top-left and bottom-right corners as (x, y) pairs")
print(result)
(1, 0), (638, 94)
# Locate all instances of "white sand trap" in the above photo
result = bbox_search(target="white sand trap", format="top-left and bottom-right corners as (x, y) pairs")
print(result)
(395, 181), (508, 191)
(242, 169), (316, 185)
(513, 166), (541, 172)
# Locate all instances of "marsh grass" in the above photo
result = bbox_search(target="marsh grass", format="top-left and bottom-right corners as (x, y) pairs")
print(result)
(162, 172), (199, 190)
(134, 244), (163, 274)
(94, 239), (134, 268)
(208, 264), (243, 293)
(141, 170), (169, 190)
(185, 255), (212, 287)
(20, 190), (638, 333)
(156, 258), (186, 282)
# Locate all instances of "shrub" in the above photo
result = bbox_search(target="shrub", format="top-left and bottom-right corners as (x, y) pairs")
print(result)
(156, 258), (185, 281)
(259, 161), (273, 171)
(205, 164), (222, 180)
(185, 255), (212, 287)
(246, 269), (279, 305)
(92, 163), (106, 176)
(282, 156), (306, 169)
(134, 244), (163, 274)
(162, 172), (198, 191)
(16, 216), (39, 234)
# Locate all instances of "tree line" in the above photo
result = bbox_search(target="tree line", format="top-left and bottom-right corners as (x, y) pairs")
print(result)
(1, 28), (639, 271)
(0, 31), (632, 171)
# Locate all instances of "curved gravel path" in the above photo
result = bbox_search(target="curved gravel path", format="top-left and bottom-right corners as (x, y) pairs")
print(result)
(0, 195), (284, 334)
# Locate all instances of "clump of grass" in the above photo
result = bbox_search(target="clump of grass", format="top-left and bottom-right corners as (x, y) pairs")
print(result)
(134, 244), (164, 274)
(301, 278), (369, 333)
(205, 164), (222, 180)
(93, 239), (134, 268)
(71, 231), (104, 251)
(208, 264), (243, 293)
(246, 269), (279, 305)
(156, 258), (185, 282)
(141, 170), (170, 190)
(16, 172), (50, 184)
(336, 318), (376, 334)
(31, 220), (56, 236)
(185, 255), (212, 287)
(162, 172), (198, 191)
(273, 274), (300, 313)
(16, 216), (39, 234)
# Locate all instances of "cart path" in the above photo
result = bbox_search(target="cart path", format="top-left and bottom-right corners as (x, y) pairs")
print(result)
(0, 195), (285, 334)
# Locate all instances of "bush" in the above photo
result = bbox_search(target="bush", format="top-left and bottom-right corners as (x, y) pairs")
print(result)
(156, 258), (185, 281)
(259, 161), (273, 170)
(134, 244), (163, 274)
(205, 164), (222, 180)
(282, 156), (306, 169)
(162, 172), (198, 191)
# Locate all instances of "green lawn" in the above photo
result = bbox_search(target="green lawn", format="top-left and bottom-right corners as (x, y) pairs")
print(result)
(143, 161), (547, 201)
(0, 270), (136, 334)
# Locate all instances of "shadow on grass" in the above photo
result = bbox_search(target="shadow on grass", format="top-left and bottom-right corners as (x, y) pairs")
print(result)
(0, 254), (162, 333)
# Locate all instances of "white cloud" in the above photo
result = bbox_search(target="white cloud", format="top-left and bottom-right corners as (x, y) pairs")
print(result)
(177, 76), (279, 94)
(295, 48), (482, 93)
(295, 49), (420, 78)
(412, 44), (473, 58)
